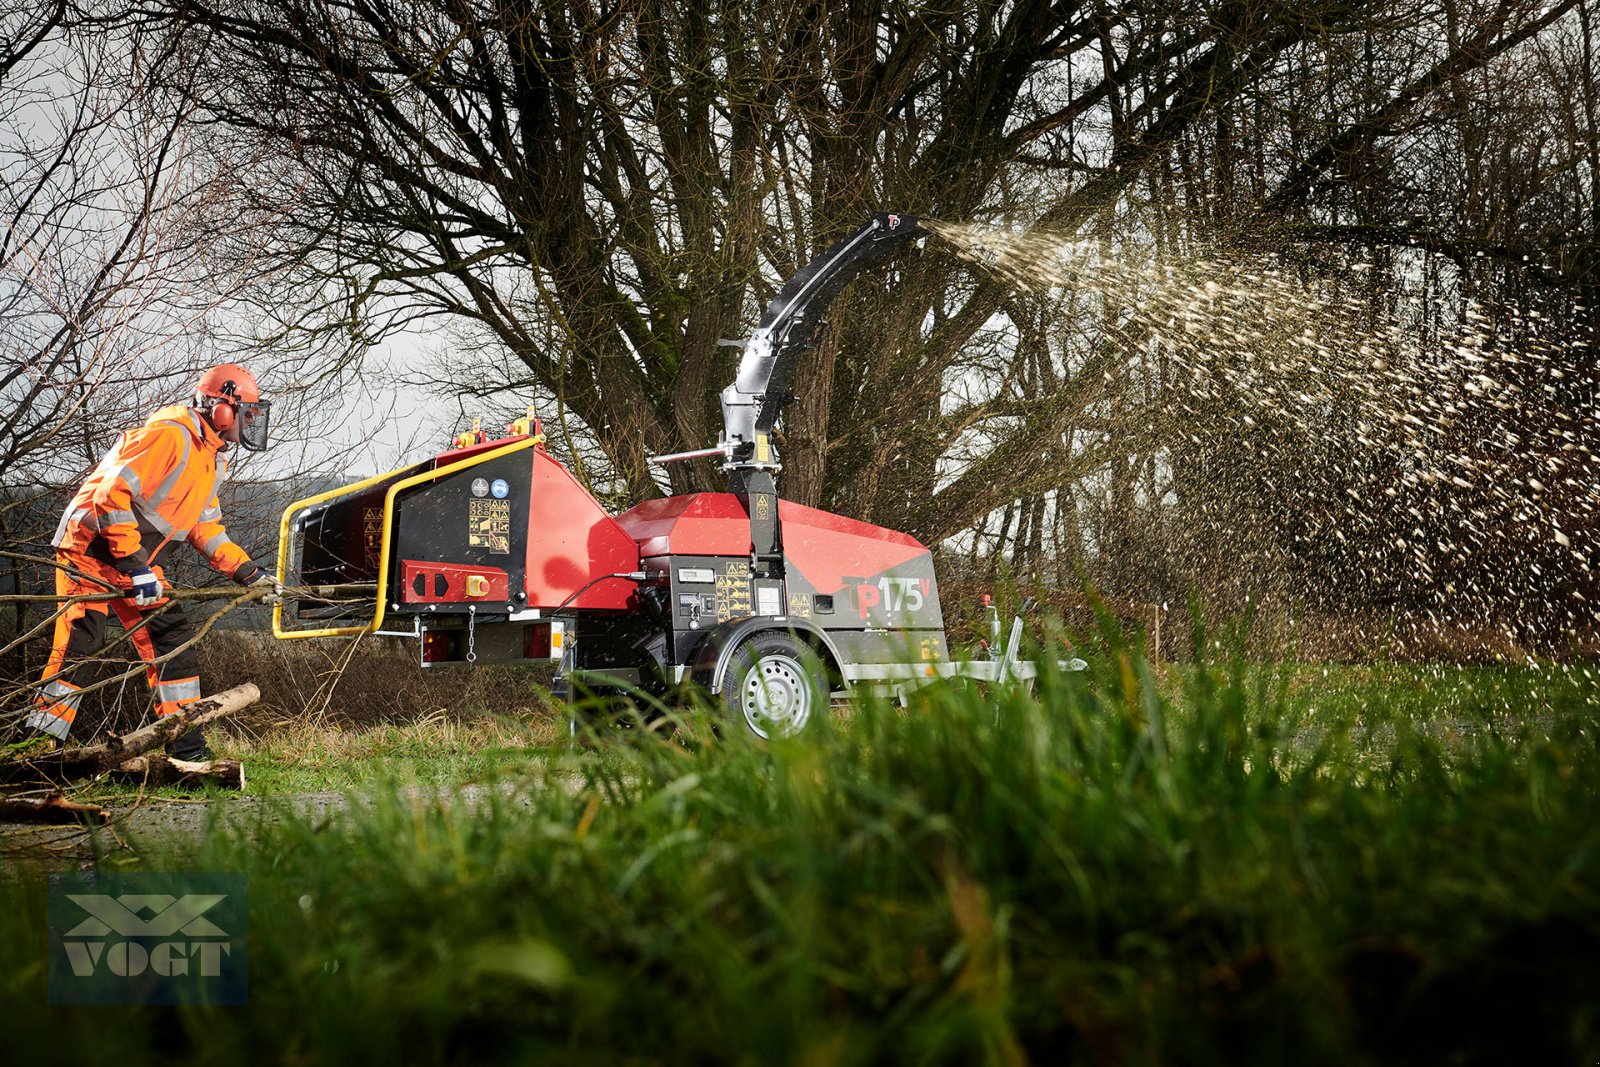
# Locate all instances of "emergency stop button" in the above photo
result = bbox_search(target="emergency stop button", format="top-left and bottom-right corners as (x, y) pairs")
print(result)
(465, 574), (490, 597)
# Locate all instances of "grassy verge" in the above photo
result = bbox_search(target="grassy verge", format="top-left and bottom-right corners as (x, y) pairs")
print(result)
(1273, 660), (1599, 722)
(1, 634), (1596, 1064)
(224, 716), (553, 794)
(210, 712), (557, 796)
(74, 659), (1598, 801)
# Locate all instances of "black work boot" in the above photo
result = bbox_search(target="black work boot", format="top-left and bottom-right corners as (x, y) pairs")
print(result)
(166, 728), (213, 763)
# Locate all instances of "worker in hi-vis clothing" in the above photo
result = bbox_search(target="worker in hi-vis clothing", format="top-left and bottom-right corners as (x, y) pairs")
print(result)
(26, 364), (278, 759)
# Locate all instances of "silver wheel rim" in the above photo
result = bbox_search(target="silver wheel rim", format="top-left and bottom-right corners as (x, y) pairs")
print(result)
(740, 653), (815, 739)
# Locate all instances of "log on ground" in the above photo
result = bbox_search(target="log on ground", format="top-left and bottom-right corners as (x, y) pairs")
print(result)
(109, 755), (245, 791)
(0, 683), (260, 786)
(0, 793), (111, 825)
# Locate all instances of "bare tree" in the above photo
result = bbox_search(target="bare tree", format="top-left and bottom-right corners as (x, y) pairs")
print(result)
(140, 2), (1394, 500)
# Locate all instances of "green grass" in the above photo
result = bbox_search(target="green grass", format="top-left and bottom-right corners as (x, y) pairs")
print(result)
(67, 713), (561, 800)
(2, 628), (1597, 1065)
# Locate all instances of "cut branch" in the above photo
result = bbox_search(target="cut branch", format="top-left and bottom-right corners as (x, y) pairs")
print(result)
(0, 793), (111, 825)
(109, 755), (245, 791)
(0, 683), (259, 786)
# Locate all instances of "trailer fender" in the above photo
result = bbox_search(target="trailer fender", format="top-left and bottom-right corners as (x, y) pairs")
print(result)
(690, 617), (847, 695)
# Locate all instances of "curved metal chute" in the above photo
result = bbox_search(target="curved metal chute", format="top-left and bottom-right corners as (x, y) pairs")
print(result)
(719, 213), (925, 463)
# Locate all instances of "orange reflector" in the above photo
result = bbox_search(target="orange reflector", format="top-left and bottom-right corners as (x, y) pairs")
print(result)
(524, 621), (565, 660)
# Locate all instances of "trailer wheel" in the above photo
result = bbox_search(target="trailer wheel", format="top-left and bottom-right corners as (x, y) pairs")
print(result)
(718, 632), (827, 740)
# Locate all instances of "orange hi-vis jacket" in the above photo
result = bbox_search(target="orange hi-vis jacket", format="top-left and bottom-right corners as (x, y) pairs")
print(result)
(52, 404), (259, 585)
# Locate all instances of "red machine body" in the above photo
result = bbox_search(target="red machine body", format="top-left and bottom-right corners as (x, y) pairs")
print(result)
(421, 434), (639, 610)
(617, 493), (933, 621)
(522, 446), (638, 611)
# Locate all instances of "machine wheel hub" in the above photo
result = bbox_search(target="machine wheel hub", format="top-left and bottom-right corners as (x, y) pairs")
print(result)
(740, 653), (814, 739)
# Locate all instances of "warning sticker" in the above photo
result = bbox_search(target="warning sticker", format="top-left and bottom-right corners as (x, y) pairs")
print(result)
(362, 507), (383, 568)
(468, 499), (511, 554)
(715, 561), (751, 622)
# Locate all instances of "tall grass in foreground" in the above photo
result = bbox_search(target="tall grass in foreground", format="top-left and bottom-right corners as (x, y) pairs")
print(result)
(2, 632), (1597, 1066)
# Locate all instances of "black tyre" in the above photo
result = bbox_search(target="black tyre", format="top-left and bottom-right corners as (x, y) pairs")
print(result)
(715, 631), (829, 739)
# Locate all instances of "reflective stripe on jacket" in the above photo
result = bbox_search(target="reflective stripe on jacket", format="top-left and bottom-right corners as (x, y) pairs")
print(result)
(53, 405), (253, 578)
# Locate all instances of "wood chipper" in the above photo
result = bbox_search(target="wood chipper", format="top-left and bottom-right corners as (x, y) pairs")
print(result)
(274, 214), (1062, 738)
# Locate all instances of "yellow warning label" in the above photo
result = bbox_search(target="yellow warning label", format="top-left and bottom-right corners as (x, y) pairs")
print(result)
(362, 507), (383, 568)
(716, 560), (751, 622)
(468, 499), (511, 554)
(787, 592), (811, 618)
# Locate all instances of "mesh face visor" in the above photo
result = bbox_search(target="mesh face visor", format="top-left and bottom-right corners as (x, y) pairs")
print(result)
(237, 399), (271, 451)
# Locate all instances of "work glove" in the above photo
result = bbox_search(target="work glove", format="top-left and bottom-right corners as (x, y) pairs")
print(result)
(251, 573), (283, 606)
(235, 561), (282, 604)
(128, 566), (163, 607)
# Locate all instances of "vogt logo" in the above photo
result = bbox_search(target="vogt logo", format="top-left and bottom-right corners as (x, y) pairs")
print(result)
(48, 872), (247, 1005)
(63, 893), (229, 975)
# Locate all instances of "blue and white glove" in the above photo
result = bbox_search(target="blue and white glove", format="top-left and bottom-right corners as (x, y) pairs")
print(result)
(251, 573), (283, 606)
(129, 566), (163, 607)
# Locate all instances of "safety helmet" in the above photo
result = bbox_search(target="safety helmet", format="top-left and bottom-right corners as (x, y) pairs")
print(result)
(194, 363), (271, 451)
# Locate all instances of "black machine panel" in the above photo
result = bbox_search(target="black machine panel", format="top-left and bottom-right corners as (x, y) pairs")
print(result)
(388, 449), (535, 614)
(299, 482), (394, 587)
(292, 461), (428, 623)
(643, 552), (950, 669)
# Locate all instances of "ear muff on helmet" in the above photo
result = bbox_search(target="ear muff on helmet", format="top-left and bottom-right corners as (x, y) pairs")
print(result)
(205, 379), (243, 433)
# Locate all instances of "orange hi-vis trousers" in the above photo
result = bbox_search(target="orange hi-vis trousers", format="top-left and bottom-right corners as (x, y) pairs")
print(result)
(27, 560), (202, 741)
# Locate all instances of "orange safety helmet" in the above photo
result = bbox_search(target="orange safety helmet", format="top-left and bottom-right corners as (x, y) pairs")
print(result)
(194, 363), (271, 450)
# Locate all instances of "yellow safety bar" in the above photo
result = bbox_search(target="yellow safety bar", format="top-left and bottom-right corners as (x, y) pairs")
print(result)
(273, 461), (420, 639)
(273, 436), (541, 639)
